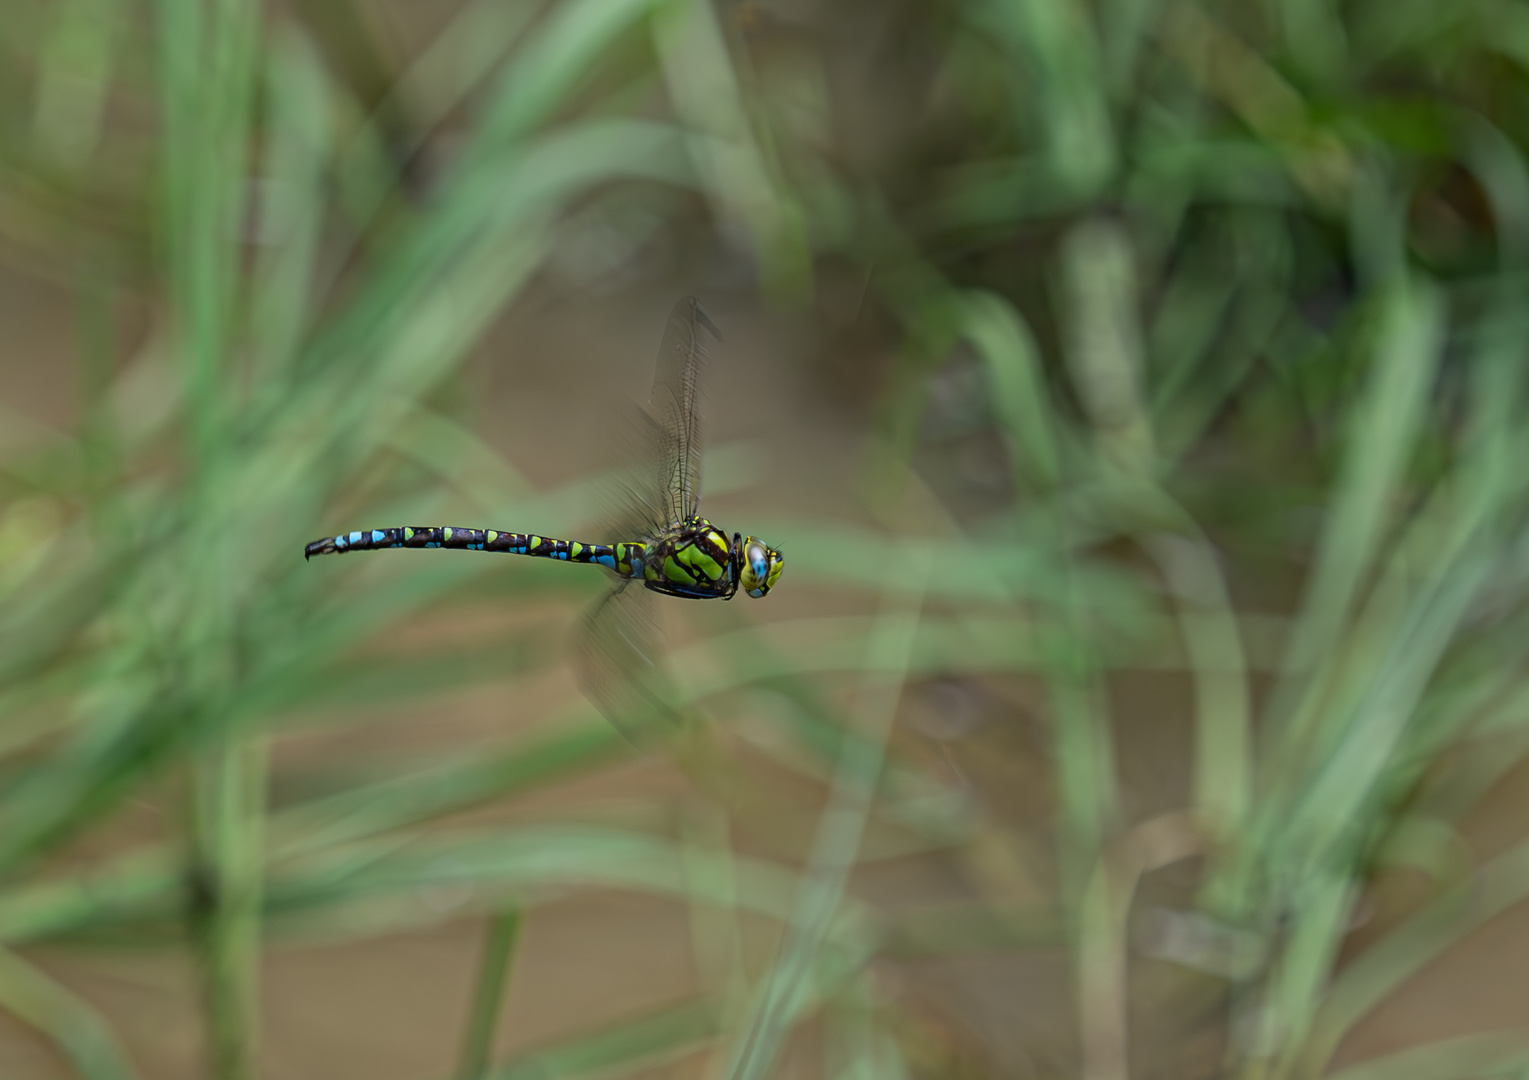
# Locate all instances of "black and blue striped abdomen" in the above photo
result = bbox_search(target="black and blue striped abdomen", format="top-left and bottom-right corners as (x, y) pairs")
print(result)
(304, 526), (646, 578)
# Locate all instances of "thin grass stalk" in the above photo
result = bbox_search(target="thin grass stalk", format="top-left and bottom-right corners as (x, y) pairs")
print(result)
(654, 0), (809, 298)
(190, 736), (269, 1080)
(483, 997), (722, 1080)
(823, 969), (880, 1080)
(0, 944), (140, 1080)
(718, 548), (931, 1080)
(1049, 219), (1152, 906)
(1323, 1032), (1529, 1080)
(1142, 527), (1252, 842)
(456, 907), (523, 1080)
(681, 806), (749, 1079)
(1078, 813), (1202, 1080)
(155, 0), (264, 1068)
(1253, 278), (1446, 808)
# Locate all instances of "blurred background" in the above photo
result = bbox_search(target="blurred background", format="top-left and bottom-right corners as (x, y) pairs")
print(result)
(2, 0), (1529, 1077)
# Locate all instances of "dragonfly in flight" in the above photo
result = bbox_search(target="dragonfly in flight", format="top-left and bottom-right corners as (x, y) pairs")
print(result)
(305, 297), (784, 735)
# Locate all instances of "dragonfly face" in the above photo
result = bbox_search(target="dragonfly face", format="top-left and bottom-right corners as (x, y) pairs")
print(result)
(737, 535), (783, 598)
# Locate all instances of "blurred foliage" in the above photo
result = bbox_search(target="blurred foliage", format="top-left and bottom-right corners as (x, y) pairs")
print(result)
(1, 0), (1529, 1079)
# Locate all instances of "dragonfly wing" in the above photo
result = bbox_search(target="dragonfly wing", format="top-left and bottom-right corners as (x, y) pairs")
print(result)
(649, 296), (721, 524)
(573, 582), (692, 743)
(600, 408), (674, 544)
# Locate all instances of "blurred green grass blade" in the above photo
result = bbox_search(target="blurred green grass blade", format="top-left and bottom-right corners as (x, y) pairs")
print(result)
(291, 223), (555, 481)
(267, 827), (819, 931)
(1220, 550), (1481, 916)
(823, 973), (891, 1080)
(1270, 416), (1513, 880)
(1253, 872), (1354, 1074)
(153, 10), (265, 1073)
(0, 848), (180, 944)
(301, 118), (688, 396)
(1097, 0), (1160, 104)
(1076, 814), (1204, 1080)
(681, 807), (748, 1078)
(270, 721), (626, 858)
(1061, 478), (1254, 843)
(719, 550), (928, 1080)
(232, 632), (558, 725)
(469, 0), (663, 159)
(1348, 161), (1409, 288)
(149, 0), (200, 263)
(311, 116), (687, 435)
(1060, 217), (1155, 477)
(250, 26), (332, 379)
(32, 0), (120, 171)
(74, 266), (122, 496)
(1286, 302), (1529, 833)
(1278, 0), (1348, 84)
(153, 0), (259, 463)
(1460, 114), (1529, 271)
(326, 0), (543, 244)
(0, 944), (139, 1080)
(386, 404), (535, 510)
(754, 518), (1152, 620)
(398, 1), (541, 132)
(1046, 664), (1115, 907)
(0, 723), (628, 944)
(962, 289), (1062, 491)
(880, 904), (1065, 956)
(0, 697), (196, 876)
(1145, 240), (1239, 418)
(655, 0), (809, 296)
(153, 2), (268, 1064)
(190, 736), (268, 1080)
(0, 555), (123, 688)
(484, 997), (722, 1080)
(1300, 718), (1529, 1066)
(1259, 277), (1446, 783)
(1, 826), (820, 948)
(976, 0), (1114, 193)
(1149, 210), (1292, 462)
(456, 907), (522, 1080)
(1323, 1032), (1529, 1080)
(1142, 532), (1252, 839)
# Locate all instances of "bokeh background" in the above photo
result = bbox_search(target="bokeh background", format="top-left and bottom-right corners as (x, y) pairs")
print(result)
(3, 0), (1529, 1078)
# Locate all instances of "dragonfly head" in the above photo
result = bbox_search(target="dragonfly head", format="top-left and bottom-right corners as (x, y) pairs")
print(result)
(737, 535), (783, 598)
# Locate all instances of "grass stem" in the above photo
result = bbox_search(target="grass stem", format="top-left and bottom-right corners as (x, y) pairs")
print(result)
(456, 907), (524, 1080)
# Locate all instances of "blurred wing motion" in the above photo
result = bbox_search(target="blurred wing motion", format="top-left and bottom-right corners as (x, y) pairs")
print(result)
(574, 582), (692, 742)
(573, 297), (721, 739)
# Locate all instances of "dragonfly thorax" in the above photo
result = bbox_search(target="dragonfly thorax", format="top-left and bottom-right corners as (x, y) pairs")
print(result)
(637, 516), (781, 601)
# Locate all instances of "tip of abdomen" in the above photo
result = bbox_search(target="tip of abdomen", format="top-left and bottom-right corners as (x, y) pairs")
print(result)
(304, 538), (337, 560)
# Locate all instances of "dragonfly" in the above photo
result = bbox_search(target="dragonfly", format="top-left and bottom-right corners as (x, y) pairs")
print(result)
(304, 297), (784, 735)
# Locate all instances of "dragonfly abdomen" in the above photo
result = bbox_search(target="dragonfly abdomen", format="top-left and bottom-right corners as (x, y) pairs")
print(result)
(304, 527), (646, 577)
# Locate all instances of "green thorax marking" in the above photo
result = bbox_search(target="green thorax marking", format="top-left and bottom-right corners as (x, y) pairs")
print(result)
(639, 517), (735, 599)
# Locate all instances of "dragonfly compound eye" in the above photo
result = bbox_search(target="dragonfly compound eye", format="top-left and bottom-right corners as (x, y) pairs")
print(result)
(740, 538), (782, 598)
